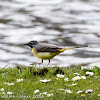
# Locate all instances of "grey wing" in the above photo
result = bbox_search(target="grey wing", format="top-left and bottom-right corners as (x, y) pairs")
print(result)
(35, 43), (62, 52)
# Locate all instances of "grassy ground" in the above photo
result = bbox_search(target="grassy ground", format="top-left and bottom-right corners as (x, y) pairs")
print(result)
(0, 65), (100, 100)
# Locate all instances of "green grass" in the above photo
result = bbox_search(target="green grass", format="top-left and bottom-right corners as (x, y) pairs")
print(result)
(0, 65), (100, 100)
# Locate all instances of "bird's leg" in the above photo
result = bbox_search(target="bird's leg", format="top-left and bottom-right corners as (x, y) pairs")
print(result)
(49, 60), (50, 64)
(42, 59), (43, 63)
(47, 60), (50, 66)
(38, 59), (43, 65)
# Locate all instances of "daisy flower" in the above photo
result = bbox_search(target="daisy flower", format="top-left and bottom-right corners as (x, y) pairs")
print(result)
(81, 94), (85, 98)
(59, 88), (64, 91)
(68, 83), (77, 86)
(56, 74), (64, 78)
(34, 89), (40, 94)
(76, 90), (83, 94)
(7, 92), (13, 94)
(16, 78), (23, 82)
(81, 76), (86, 79)
(65, 89), (72, 93)
(40, 92), (47, 95)
(97, 94), (100, 96)
(72, 76), (81, 81)
(86, 89), (93, 93)
(74, 73), (79, 76)
(5, 82), (14, 86)
(40, 79), (50, 83)
(64, 77), (69, 81)
(0, 88), (4, 91)
(86, 72), (94, 76)
(47, 93), (53, 97)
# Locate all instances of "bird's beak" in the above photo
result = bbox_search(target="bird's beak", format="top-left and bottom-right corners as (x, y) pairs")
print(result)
(24, 43), (33, 48)
(24, 43), (29, 45)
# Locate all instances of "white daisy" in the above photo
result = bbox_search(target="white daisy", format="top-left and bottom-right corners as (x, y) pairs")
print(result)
(2, 92), (5, 94)
(72, 83), (77, 86)
(47, 93), (53, 97)
(65, 89), (72, 93)
(34, 89), (40, 94)
(86, 72), (94, 76)
(4, 82), (14, 86)
(40, 92), (47, 95)
(86, 89), (93, 93)
(97, 94), (100, 96)
(81, 94), (85, 98)
(56, 78), (59, 80)
(72, 76), (81, 81)
(7, 92), (13, 94)
(16, 78), (23, 82)
(59, 88), (65, 91)
(68, 83), (77, 86)
(8, 83), (14, 86)
(56, 74), (64, 78)
(40, 79), (50, 83)
(0, 88), (4, 91)
(81, 76), (86, 79)
(64, 77), (69, 81)
(76, 90), (83, 94)
(74, 73), (79, 76)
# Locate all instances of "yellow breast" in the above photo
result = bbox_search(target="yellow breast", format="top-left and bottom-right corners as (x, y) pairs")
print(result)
(32, 48), (60, 60)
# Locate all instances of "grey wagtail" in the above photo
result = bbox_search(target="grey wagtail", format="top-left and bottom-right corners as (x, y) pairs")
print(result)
(25, 41), (81, 64)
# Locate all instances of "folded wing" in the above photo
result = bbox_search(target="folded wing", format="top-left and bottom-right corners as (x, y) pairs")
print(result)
(35, 43), (62, 52)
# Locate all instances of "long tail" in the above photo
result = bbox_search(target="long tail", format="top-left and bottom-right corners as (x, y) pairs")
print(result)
(59, 46), (85, 52)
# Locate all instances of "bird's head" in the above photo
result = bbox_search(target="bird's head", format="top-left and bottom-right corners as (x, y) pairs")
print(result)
(24, 41), (38, 48)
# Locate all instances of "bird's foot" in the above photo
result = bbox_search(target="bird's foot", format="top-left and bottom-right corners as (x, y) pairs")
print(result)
(46, 60), (50, 66)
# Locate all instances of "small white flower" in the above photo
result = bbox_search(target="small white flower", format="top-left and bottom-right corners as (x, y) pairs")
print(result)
(34, 89), (40, 94)
(65, 89), (72, 93)
(7, 92), (13, 94)
(76, 90), (83, 94)
(86, 72), (94, 76)
(97, 94), (100, 96)
(86, 89), (93, 93)
(4, 82), (8, 84)
(8, 83), (14, 86)
(72, 76), (81, 81)
(47, 93), (53, 97)
(56, 78), (59, 80)
(4, 82), (14, 86)
(0, 88), (4, 91)
(72, 83), (77, 86)
(10, 83), (14, 85)
(40, 79), (50, 83)
(74, 73), (79, 76)
(81, 94), (85, 98)
(56, 74), (64, 78)
(40, 92), (47, 95)
(81, 76), (86, 79)
(2, 92), (5, 94)
(68, 84), (71, 86)
(59, 88), (64, 91)
(64, 77), (69, 81)
(16, 78), (23, 82)
(68, 83), (77, 86)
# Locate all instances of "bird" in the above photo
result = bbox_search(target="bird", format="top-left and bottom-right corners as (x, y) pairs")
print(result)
(25, 40), (81, 64)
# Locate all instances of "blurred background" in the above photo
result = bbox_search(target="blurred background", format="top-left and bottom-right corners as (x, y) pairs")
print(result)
(0, 0), (100, 68)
